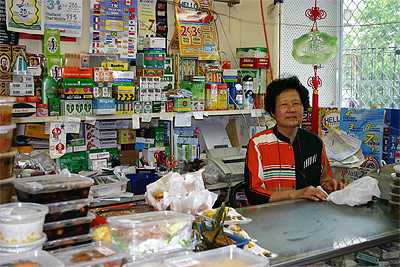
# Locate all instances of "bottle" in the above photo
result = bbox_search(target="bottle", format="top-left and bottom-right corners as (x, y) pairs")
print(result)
(242, 75), (254, 109)
(235, 83), (243, 109)
(41, 76), (57, 104)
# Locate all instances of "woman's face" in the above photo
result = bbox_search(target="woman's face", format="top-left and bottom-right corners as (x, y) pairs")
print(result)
(272, 89), (304, 129)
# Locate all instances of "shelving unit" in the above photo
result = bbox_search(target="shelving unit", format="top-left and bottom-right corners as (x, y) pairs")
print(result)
(11, 109), (264, 123)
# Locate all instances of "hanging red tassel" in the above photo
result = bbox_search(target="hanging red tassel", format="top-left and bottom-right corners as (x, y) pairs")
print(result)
(307, 65), (322, 135)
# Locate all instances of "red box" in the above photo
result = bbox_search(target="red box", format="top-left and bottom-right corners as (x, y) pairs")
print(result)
(239, 58), (269, 69)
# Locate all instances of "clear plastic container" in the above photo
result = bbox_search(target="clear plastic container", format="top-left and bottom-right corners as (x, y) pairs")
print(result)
(51, 241), (127, 267)
(43, 212), (95, 241)
(393, 165), (400, 177)
(13, 173), (94, 204)
(391, 172), (400, 186)
(124, 251), (195, 267)
(0, 123), (16, 153)
(107, 211), (194, 258)
(0, 202), (48, 244)
(0, 96), (15, 126)
(164, 246), (269, 267)
(43, 233), (93, 251)
(0, 249), (65, 266)
(45, 198), (91, 223)
(0, 233), (46, 255)
(0, 147), (17, 180)
(0, 175), (15, 204)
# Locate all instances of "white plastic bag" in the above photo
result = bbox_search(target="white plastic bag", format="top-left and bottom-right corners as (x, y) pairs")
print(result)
(327, 176), (380, 206)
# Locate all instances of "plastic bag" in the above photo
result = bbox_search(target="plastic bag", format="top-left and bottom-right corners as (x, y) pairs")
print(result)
(202, 162), (219, 184)
(327, 176), (380, 206)
(145, 169), (218, 214)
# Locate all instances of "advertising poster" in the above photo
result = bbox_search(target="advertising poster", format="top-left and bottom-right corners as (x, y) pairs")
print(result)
(44, 0), (83, 37)
(6, 0), (44, 34)
(174, 0), (219, 60)
(90, 0), (138, 61)
(137, 0), (156, 50)
(340, 108), (385, 169)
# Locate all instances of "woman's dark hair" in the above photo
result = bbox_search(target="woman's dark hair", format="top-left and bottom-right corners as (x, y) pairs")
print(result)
(265, 76), (310, 114)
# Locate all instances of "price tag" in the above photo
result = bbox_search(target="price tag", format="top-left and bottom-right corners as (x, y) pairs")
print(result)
(193, 112), (203, 120)
(95, 246), (116, 256)
(65, 117), (81, 133)
(132, 114), (140, 129)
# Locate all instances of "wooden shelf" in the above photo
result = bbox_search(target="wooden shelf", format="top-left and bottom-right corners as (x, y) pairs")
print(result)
(12, 109), (264, 123)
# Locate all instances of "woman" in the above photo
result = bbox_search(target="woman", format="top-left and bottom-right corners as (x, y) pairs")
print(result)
(245, 76), (343, 204)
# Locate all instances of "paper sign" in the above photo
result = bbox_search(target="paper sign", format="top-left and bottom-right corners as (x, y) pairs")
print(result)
(44, 0), (83, 37)
(141, 114), (152, 122)
(6, 0), (44, 34)
(159, 113), (174, 121)
(193, 112), (203, 120)
(85, 116), (96, 125)
(65, 117), (81, 133)
(175, 112), (192, 127)
(49, 120), (66, 159)
(132, 114), (140, 129)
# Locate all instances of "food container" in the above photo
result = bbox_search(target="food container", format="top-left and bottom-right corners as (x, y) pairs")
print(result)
(0, 96), (15, 126)
(390, 182), (400, 194)
(393, 165), (400, 178)
(0, 233), (46, 255)
(126, 173), (158, 195)
(392, 172), (400, 186)
(389, 200), (400, 213)
(163, 246), (269, 267)
(0, 249), (65, 267)
(45, 198), (91, 223)
(51, 241), (127, 267)
(43, 233), (93, 251)
(0, 175), (15, 204)
(92, 203), (153, 226)
(0, 147), (17, 180)
(43, 212), (95, 241)
(124, 251), (195, 267)
(13, 173), (93, 204)
(0, 202), (48, 244)
(389, 192), (400, 203)
(0, 123), (16, 153)
(107, 211), (194, 258)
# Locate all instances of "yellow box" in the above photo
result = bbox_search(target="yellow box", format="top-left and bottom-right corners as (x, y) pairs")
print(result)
(117, 129), (136, 144)
(24, 124), (49, 139)
(101, 61), (129, 71)
(205, 84), (218, 111)
(217, 84), (228, 110)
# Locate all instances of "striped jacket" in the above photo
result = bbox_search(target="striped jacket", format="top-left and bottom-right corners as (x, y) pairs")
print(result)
(244, 126), (332, 204)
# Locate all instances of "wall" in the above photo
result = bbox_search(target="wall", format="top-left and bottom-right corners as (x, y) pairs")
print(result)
(19, 0), (279, 79)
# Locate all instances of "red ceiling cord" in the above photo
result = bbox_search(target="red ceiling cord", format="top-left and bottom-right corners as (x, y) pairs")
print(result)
(259, 0), (274, 81)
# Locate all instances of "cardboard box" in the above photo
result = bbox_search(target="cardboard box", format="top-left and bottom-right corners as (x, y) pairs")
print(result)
(119, 150), (140, 166)
(117, 129), (136, 144)
(236, 47), (268, 58)
(239, 58), (269, 69)
(24, 123), (49, 139)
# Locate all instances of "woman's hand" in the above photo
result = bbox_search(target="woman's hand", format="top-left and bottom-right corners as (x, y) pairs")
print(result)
(296, 186), (328, 201)
(321, 179), (344, 193)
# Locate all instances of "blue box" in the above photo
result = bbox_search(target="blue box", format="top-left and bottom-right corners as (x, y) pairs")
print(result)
(126, 173), (158, 195)
(93, 98), (115, 115)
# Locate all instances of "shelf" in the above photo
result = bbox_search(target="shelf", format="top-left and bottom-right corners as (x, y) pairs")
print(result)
(11, 109), (264, 123)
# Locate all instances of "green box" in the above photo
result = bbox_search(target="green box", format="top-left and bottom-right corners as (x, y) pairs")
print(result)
(173, 98), (191, 112)
(48, 98), (61, 116)
(60, 151), (88, 173)
(63, 78), (95, 88)
(180, 80), (205, 101)
(150, 126), (164, 147)
(236, 47), (268, 58)
(44, 29), (60, 57)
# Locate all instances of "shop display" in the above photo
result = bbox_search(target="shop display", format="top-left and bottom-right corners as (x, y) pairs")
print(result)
(43, 212), (95, 241)
(13, 174), (93, 204)
(107, 211), (194, 258)
(0, 202), (48, 244)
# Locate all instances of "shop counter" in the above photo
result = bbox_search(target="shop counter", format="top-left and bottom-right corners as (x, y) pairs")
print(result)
(238, 199), (399, 266)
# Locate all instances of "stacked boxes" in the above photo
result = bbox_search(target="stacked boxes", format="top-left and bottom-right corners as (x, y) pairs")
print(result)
(85, 121), (118, 150)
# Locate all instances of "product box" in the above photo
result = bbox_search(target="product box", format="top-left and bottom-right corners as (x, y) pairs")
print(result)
(112, 71), (135, 84)
(12, 102), (37, 117)
(137, 53), (165, 69)
(113, 92), (135, 101)
(101, 61), (129, 71)
(173, 98), (191, 112)
(24, 123), (49, 139)
(117, 129), (136, 144)
(143, 37), (166, 51)
(47, 56), (63, 80)
(93, 98), (115, 115)
(164, 57), (173, 74)
(239, 58), (270, 69)
(9, 82), (34, 96)
(318, 107), (341, 137)
(143, 101), (152, 113)
(93, 85), (112, 98)
(236, 47), (268, 58)
(49, 98), (61, 116)
(150, 126), (164, 147)
(60, 99), (92, 116)
(0, 44), (12, 75)
(136, 68), (164, 77)
(62, 68), (93, 79)
(223, 69), (238, 82)
(43, 29), (60, 57)
(36, 103), (48, 117)
(11, 45), (27, 73)
(62, 78), (95, 88)
(133, 101), (143, 113)
(59, 88), (93, 95)
(238, 68), (268, 94)
(86, 138), (118, 150)
(88, 158), (109, 170)
(217, 83), (228, 110)
(93, 67), (113, 82)
(119, 150), (140, 166)
(86, 129), (118, 140)
(205, 83), (218, 111)
(191, 100), (204, 111)
(85, 121), (117, 130)
(160, 74), (174, 90)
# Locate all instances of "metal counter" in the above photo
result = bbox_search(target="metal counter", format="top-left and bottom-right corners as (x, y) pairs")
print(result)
(238, 199), (399, 266)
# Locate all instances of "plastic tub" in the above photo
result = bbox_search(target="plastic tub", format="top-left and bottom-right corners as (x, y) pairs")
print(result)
(0, 202), (48, 244)
(107, 211), (194, 258)
(43, 233), (93, 251)
(51, 241), (127, 267)
(126, 173), (158, 195)
(0, 233), (46, 255)
(43, 212), (95, 241)
(390, 182), (400, 194)
(0, 249), (65, 266)
(0, 175), (15, 204)
(163, 245), (269, 266)
(0, 96), (15, 126)
(0, 147), (17, 180)
(45, 198), (91, 223)
(0, 123), (16, 153)
(13, 173), (94, 204)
